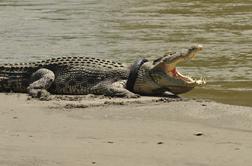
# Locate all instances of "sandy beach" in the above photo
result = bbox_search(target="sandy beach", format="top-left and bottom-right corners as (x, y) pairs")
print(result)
(0, 93), (252, 166)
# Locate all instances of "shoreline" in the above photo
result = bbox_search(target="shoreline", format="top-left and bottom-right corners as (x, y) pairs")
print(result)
(1, 93), (252, 166)
(182, 88), (252, 107)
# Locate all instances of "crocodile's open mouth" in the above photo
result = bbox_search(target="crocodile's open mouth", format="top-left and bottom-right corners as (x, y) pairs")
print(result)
(170, 68), (195, 83)
(166, 44), (205, 85)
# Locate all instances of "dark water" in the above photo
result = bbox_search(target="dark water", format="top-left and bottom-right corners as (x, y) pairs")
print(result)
(0, 0), (251, 106)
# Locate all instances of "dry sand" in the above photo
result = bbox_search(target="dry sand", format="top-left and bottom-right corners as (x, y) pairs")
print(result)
(0, 93), (252, 166)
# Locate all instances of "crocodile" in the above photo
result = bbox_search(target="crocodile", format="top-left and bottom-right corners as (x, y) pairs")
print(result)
(0, 45), (205, 99)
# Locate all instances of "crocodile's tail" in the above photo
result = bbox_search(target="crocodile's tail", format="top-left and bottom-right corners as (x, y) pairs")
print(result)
(0, 63), (34, 92)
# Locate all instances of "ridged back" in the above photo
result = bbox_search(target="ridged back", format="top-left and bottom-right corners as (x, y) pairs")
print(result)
(0, 56), (128, 92)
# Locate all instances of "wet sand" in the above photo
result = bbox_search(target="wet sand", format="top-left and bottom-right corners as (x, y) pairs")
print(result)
(1, 93), (252, 166)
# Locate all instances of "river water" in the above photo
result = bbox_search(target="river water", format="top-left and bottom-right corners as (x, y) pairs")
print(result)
(0, 0), (251, 106)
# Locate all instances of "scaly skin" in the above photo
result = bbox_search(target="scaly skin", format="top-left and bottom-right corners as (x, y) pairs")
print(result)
(0, 45), (205, 98)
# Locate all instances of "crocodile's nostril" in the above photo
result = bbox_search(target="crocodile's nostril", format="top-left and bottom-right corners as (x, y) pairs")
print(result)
(197, 44), (203, 50)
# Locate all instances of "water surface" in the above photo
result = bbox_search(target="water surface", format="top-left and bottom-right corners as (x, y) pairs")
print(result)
(0, 0), (251, 106)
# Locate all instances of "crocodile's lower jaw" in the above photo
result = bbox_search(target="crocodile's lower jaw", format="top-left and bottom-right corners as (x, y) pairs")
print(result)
(172, 68), (206, 86)
(175, 69), (194, 83)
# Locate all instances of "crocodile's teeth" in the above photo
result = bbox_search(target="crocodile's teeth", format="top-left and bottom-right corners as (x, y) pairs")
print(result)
(176, 70), (194, 83)
(202, 77), (207, 84)
(195, 76), (206, 85)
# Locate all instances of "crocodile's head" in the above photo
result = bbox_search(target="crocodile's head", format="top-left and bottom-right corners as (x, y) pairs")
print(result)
(134, 45), (206, 95)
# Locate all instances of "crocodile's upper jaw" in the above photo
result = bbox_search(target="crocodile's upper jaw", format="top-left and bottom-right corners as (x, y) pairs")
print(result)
(169, 44), (205, 84)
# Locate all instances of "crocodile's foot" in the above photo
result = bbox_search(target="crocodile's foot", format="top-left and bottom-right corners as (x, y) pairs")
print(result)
(122, 92), (140, 98)
(27, 68), (55, 100)
(28, 89), (51, 100)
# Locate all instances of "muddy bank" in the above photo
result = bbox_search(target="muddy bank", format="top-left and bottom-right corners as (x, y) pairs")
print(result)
(0, 93), (252, 166)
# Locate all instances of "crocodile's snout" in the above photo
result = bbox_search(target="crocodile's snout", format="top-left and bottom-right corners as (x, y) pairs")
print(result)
(191, 44), (203, 51)
(184, 44), (203, 59)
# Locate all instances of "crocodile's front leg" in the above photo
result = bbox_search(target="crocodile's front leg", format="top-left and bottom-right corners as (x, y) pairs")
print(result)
(92, 80), (140, 98)
(27, 68), (55, 99)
